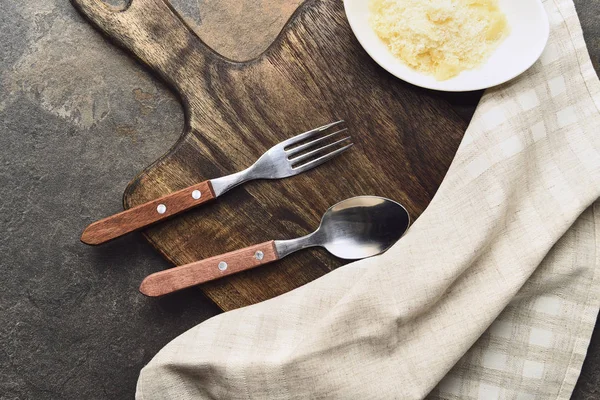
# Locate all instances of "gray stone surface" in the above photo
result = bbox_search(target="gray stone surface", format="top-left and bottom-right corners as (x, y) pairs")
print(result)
(0, 1), (221, 399)
(0, 1), (598, 399)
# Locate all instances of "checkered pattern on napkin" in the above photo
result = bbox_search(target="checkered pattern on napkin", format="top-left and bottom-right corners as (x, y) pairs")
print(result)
(136, 0), (600, 398)
(429, 1), (600, 398)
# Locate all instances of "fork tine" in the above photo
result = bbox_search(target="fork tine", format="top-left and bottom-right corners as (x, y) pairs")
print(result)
(286, 128), (348, 157)
(280, 120), (345, 148)
(292, 142), (353, 173)
(289, 137), (352, 164)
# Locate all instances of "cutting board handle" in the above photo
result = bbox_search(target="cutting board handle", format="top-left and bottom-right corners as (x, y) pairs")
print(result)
(71, 0), (220, 104)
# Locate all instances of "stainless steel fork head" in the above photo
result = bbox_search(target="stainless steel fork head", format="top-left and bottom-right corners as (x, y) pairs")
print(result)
(210, 120), (352, 197)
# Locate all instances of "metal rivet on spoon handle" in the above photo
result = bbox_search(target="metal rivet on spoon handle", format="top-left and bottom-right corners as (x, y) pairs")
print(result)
(80, 120), (352, 245)
(139, 196), (410, 297)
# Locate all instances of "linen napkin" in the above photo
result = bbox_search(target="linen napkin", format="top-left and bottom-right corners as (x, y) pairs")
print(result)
(136, 0), (600, 398)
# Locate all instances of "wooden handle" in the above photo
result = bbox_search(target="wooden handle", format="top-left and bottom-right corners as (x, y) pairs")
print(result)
(139, 241), (279, 297)
(81, 181), (215, 245)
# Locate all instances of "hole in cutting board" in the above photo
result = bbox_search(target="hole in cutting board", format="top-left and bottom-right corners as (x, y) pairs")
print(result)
(102, 0), (129, 7)
(168, 0), (304, 61)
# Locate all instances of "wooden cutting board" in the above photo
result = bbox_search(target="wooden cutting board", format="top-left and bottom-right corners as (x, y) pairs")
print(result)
(73, 0), (468, 311)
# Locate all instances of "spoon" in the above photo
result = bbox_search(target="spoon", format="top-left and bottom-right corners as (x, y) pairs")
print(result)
(140, 196), (410, 297)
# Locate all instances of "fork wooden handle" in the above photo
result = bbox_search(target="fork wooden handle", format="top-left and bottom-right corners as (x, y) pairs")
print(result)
(139, 241), (280, 297)
(81, 181), (215, 245)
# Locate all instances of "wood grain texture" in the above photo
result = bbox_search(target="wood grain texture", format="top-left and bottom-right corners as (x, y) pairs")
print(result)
(72, 0), (467, 310)
(140, 241), (279, 296)
(81, 180), (215, 244)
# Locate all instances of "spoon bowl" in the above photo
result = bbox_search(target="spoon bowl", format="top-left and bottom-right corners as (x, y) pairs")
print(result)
(274, 195), (410, 259)
(318, 196), (409, 259)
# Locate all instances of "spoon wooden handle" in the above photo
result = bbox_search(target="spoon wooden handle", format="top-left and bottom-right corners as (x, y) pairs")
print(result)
(80, 181), (215, 245)
(139, 241), (279, 297)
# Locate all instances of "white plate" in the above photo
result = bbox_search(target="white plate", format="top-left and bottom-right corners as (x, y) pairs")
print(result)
(344, 0), (550, 92)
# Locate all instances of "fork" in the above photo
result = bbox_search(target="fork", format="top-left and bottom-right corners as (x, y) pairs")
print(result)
(81, 121), (352, 245)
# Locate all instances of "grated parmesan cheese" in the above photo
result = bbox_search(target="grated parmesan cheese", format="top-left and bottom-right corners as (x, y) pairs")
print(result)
(369, 0), (509, 80)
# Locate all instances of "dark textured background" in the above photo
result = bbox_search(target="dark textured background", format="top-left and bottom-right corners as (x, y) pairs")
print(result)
(0, 1), (598, 399)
